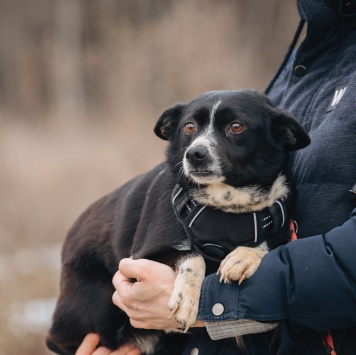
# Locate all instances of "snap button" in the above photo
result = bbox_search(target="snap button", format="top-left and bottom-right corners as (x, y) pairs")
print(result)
(190, 347), (199, 355)
(294, 65), (307, 77)
(212, 303), (224, 316)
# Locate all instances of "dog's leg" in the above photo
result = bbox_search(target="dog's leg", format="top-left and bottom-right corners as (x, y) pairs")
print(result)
(218, 243), (268, 284)
(168, 253), (205, 332)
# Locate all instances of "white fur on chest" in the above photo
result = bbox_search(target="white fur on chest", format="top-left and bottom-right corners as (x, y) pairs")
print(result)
(189, 175), (289, 213)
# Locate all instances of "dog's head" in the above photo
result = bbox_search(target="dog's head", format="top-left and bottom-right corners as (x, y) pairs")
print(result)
(154, 90), (310, 189)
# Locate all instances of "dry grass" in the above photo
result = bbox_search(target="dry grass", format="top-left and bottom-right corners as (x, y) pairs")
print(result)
(0, 116), (165, 355)
(0, 1), (299, 354)
(0, 118), (166, 354)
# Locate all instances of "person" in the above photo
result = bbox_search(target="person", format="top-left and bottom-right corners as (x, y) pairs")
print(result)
(77, 0), (356, 353)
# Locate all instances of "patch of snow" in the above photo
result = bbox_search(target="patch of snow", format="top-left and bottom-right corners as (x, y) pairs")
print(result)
(9, 298), (57, 336)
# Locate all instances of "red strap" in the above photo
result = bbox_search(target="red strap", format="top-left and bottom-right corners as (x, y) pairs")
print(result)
(323, 331), (337, 355)
(289, 220), (298, 241)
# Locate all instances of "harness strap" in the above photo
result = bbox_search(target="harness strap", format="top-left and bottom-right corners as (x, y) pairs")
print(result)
(323, 331), (337, 355)
(289, 220), (298, 241)
(172, 184), (289, 263)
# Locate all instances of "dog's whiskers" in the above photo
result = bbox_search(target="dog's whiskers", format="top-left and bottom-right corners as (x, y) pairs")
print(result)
(177, 167), (187, 183)
(172, 161), (183, 171)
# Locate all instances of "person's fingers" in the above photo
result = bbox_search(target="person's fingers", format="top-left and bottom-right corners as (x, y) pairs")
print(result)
(118, 258), (173, 281)
(92, 347), (111, 355)
(76, 333), (141, 355)
(128, 350), (141, 355)
(126, 348), (142, 355)
(129, 319), (148, 329)
(118, 258), (150, 281)
(112, 343), (142, 355)
(112, 269), (131, 291)
(112, 269), (137, 312)
(93, 344), (141, 355)
(112, 289), (126, 311)
(112, 259), (180, 330)
(75, 333), (100, 355)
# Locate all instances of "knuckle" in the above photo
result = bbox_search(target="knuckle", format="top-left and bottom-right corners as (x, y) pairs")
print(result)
(112, 291), (118, 305)
(130, 318), (143, 329)
(120, 294), (131, 308)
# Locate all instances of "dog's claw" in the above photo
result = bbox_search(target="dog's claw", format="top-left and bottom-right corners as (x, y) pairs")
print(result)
(218, 246), (266, 284)
(180, 320), (187, 332)
(170, 304), (187, 331)
(168, 309), (176, 319)
(169, 302), (179, 316)
(238, 274), (246, 285)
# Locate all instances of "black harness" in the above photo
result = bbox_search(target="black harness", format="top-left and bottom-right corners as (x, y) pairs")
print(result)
(172, 184), (290, 264)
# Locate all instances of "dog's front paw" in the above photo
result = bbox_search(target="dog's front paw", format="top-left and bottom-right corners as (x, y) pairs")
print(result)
(168, 254), (205, 332)
(168, 281), (200, 332)
(218, 246), (267, 284)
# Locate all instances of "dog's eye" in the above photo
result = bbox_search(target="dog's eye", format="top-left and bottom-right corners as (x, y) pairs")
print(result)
(184, 122), (196, 134)
(230, 122), (244, 134)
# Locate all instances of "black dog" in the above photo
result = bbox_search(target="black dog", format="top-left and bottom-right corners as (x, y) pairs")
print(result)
(47, 90), (310, 355)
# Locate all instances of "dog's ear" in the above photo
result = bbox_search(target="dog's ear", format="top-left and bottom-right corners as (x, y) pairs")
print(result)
(154, 103), (186, 141)
(272, 110), (311, 151)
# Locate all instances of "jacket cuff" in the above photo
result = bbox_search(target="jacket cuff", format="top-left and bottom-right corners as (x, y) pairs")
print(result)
(198, 274), (278, 339)
(205, 319), (278, 340)
(198, 273), (240, 322)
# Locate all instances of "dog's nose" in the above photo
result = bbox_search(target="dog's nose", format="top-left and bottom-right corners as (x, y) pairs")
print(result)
(186, 146), (208, 166)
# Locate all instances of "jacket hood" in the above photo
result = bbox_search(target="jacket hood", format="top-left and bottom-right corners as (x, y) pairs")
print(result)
(297, 0), (356, 37)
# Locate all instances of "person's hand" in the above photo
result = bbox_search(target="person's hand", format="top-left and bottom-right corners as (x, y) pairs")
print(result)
(75, 333), (141, 355)
(112, 258), (182, 330)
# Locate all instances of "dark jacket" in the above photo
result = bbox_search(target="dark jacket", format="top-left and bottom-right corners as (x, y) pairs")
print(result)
(183, 0), (356, 354)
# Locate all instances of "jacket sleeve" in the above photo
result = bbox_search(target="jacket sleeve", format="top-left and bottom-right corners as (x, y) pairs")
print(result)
(198, 208), (356, 338)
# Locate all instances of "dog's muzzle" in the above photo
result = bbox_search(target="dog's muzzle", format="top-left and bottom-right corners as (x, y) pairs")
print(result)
(183, 144), (223, 183)
(185, 146), (209, 169)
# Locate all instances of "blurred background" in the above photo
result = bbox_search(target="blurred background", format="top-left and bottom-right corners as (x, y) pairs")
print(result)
(0, 1), (299, 354)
